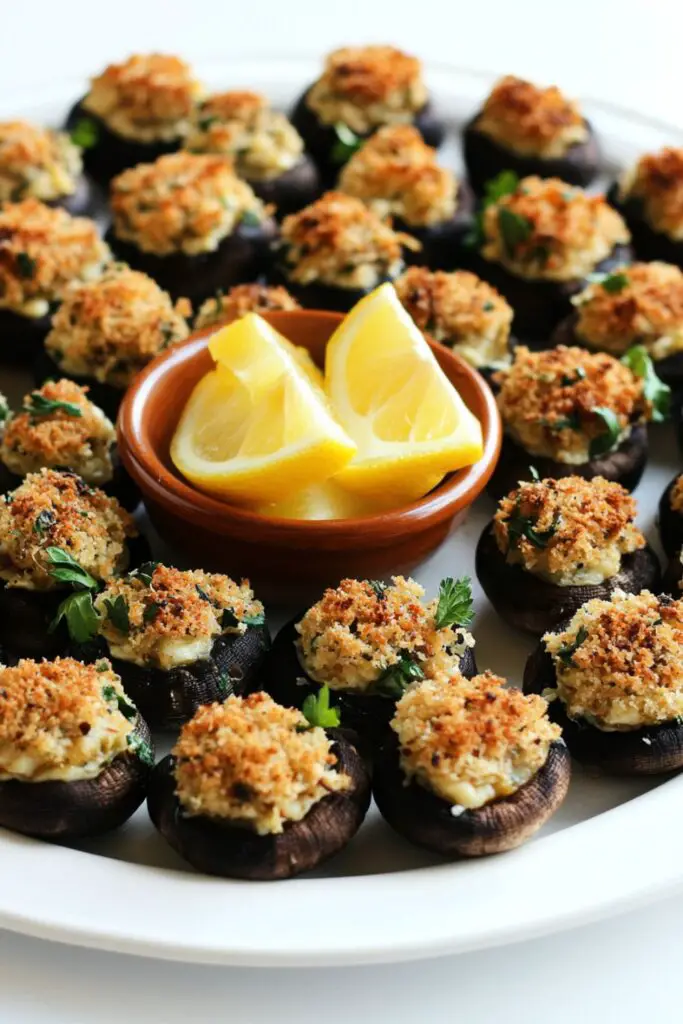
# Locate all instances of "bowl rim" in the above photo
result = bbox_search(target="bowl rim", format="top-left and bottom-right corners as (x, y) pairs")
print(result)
(117, 310), (502, 538)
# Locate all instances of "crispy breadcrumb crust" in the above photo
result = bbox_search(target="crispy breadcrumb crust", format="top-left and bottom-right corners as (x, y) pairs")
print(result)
(338, 125), (456, 227)
(94, 564), (263, 669)
(194, 283), (299, 330)
(395, 266), (512, 368)
(392, 671), (560, 808)
(619, 147), (683, 240)
(82, 53), (202, 143)
(482, 176), (629, 282)
(494, 476), (644, 584)
(0, 199), (110, 317)
(186, 90), (303, 181)
(110, 152), (267, 256)
(494, 345), (648, 463)
(280, 191), (413, 289)
(475, 75), (588, 159)
(0, 379), (115, 485)
(306, 45), (428, 135)
(0, 469), (136, 590)
(0, 121), (82, 203)
(573, 262), (683, 358)
(173, 692), (349, 834)
(296, 576), (474, 692)
(0, 657), (133, 781)
(543, 590), (683, 728)
(45, 264), (190, 387)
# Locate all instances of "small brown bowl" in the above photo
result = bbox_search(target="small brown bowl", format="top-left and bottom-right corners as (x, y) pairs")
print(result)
(117, 310), (501, 599)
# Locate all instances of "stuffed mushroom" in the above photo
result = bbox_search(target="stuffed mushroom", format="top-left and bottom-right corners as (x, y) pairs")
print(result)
(463, 75), (599, 194)
(476, 474), (661, 635)
(525, 589), (683, 775)
(394, 265), (516, 373)
(71, 563), (270, 730)
(35, 264), (190, 419)
(373, 671), (570, 856)
(0, 120), (90, 214)
(148, 692), (370, 880)
(194, 282), (300, 331)
(105, 152), (278, 304)
(338, 125), (474, 269)
(291, 45), (444, 181)
(0, 379), (139, 510)
(273, 191), (413, 311)
(609, 146), (683, 267)
(487, 345), (664, 500)
(0, 468), (142, 661)
(258, 575), (477, 744)
(466, 174), (632, 342)
(185, 90), (320, 216)
(65, 53), (203, 184)
(0, 199), (110, 364)
(0, 656), (154, 840)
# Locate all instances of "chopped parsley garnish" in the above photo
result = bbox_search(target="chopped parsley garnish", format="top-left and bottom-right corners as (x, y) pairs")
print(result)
(557, 626), (588, 667)
(330, 122), (363, 165)
(541, 412), (581, 432)
(23, 391), (83, 420)
(300, 685), (340, 730)
(600, 271), (629, 294)
(129, 561), (159, 586)
(240, 210), (262, 228)
(95, 660), (109, 672)
(33, 509), (55, 536)
(560, 367), (586, 386)
(242, 613), (265, 627)
(465, 170), (520, 249)
(498, 207), (533, 258)
(49, 591), (100, 643)
(195, 584), (212, 603)
(199, 115), (219, 131)
(15, 252), (36, 279)
(104, 595), (130, 633)
(368, 579), (387, 599)
(620, 345), (671, 423)
(70, 117), (99, 149)
(506, 500), (559, 550)
(127, 732), (155, 767)
(434, 576), (474, 629)
(45, 547), (98, 590)
(370, 654), (425, 699)
(143, 601), (162, 624)
(589, 407), (622, 458)
(102, 684), (137, 720)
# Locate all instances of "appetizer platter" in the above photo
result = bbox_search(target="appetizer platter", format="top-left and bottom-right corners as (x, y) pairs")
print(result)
(0, 52), (683, 968)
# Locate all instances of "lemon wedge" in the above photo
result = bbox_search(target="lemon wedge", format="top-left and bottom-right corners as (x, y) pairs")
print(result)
(325, 284), (484, 503)
(171, 314), (356, 503)
(255, 480), (401, 520)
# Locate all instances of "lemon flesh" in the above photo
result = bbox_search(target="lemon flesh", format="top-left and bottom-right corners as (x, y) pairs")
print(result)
(325, 284), (484, 503)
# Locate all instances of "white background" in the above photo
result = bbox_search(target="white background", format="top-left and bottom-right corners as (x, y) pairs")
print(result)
(1, 1), (682, 1020)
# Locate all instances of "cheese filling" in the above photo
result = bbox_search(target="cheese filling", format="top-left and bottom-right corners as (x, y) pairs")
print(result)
(0, 121), (82, 203)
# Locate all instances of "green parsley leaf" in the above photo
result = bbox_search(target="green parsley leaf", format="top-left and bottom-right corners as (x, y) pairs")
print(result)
(330, 122), (363, 165)
(104, 595), (130, 633)
(23, 391), (83, 420)
(33, 509), (55, 536)
(506, 499), (559, 550)
(143, 601), (162, 624)
(368, 580), (387, 599)
(127, 732), (155, 767)
(49, 590), (100, 643)
(620, 344), (671, 423)
(465, 170), (521, 249)
(301, 685), (341, 729)
(70, 117), (98, 149)
(434, 576), (474, 629)
(242, 613), (265, 627)
(560, 367), (586, 386)
(95, 660), (109, 672)
(600, 271), (629, 294)
(589, 407), (622, 458)
(370, 655), (425, 699)
(498, 207), (533, 258)
(45, 547), (98, 591)
(15, 252), (36, 279)
(557, 626), (588, 667)
(102, 683), (137, 720)
(128, 561), (159, 586)
(195, 584), (212, 603)
(240, 209), (262, 228)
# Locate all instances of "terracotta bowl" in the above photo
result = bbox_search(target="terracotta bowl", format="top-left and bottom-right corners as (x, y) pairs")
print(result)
(117, 311), (501, 600)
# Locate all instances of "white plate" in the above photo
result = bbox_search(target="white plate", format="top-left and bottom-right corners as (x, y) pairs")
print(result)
(0, 58), (682, 967)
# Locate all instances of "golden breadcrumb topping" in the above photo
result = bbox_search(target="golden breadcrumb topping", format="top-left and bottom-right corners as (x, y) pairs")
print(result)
(110, 152), (268, 256)
(0, 469), (136, 590)
(338, 125), (456, 227)
(173, 692), (349, 834)
(494, 476), (644, 586)
(83, 53), (203, 143)
(186, 90), (304, 181)
(670, 474), (683, 514)
(475, 75), (588, 159)
(482, 176), (629, 282)
(0, 657), (134, 782)
(45, 264), (190, 387)
(0, 199), (110, 318)
(280, 191), (414, 289)
(573, 262), (683, 358)
(0, 121), (82, 204)
(494, 345), (648, 463)
(194, 282), (299, 330)
(306, 45), (428, 135)
(392, 672), (560, 809)
(619, 147), (683, 240)
(94, 564), (264, 671)
(543, 590), (683, 728)
(0, 380), (115, 485)
(395, 266), (513, 368)
(296, 576), (474, 692)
